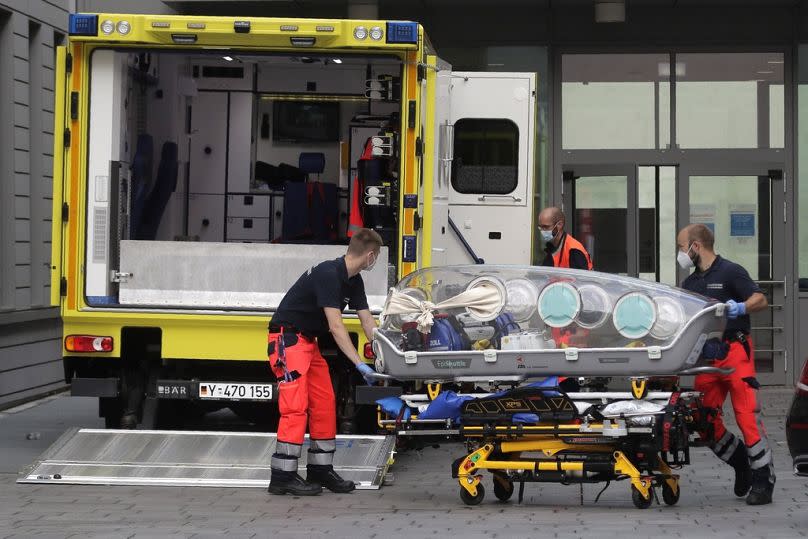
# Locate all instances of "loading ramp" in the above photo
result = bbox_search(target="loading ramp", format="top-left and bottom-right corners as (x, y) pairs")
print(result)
(18, 428), (395, 490)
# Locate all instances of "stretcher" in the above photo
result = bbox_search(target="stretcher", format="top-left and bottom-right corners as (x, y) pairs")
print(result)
(372, 265), (727, 381)
(370, 379), (722, 508)
(451, 384), (717, 508)
(365, 265), (729, 507)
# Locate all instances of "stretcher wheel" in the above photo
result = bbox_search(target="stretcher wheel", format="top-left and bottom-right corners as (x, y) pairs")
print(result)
(661, 483), (680, 506)
(460, 484), (485, 506)
(631, 486), (653, 509)
(492, 474), (514, 502)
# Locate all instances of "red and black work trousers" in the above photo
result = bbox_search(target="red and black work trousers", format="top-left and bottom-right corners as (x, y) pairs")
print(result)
(267, 331), (337, 472)
(695, 336), (773, 474)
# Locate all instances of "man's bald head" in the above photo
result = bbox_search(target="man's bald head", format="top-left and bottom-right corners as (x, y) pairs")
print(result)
(538, 206), (565, 229)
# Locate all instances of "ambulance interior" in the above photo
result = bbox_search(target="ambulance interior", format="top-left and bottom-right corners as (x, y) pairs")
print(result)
(83, 49), (402, 308)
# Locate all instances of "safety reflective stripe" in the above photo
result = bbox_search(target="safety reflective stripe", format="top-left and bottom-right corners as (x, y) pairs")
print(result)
(748, 439), (773, 469)
(307, 451), (334, 466)
(712, 431), (740, 463)
(271, 456), (299, 472)
(276, 441), (303, 458)
(310, 439), (336, 452)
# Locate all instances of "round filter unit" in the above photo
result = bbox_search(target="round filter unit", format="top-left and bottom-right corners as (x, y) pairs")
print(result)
(537, 282), (581, 328)
(464, 276), (507, 322)
(576, 284), (612, 330)
(505, 278), (540, 322)
(613, 292), (657, 340)
(650, 296), (685, 340)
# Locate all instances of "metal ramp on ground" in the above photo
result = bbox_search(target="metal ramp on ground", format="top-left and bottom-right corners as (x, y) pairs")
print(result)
(18, 428), (395, 489)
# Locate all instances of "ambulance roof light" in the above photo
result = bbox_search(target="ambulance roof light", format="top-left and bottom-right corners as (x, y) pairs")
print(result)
(353, 26), (368, 40)
(68, 14), (98, 36)
(386, 22), (418, 44)
(100, 19), (114, 35)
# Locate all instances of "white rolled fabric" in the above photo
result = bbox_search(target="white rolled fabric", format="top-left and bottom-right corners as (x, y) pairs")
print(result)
(382, 283), (502, 333)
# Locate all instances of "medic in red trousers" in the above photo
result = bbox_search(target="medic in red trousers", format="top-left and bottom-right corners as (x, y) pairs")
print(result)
(266, 228), (382, 496)
(677, 223), (775, 505)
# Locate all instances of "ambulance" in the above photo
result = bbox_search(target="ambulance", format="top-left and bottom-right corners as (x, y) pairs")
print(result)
(53, 12), (537, 429)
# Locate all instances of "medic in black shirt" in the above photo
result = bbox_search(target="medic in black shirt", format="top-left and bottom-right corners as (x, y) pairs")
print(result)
(266, 228), (383, 497)
(677, 223), (774, 505)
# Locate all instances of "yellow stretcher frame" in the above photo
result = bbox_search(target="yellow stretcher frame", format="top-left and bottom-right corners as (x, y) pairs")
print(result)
(455, 435), (680, 508)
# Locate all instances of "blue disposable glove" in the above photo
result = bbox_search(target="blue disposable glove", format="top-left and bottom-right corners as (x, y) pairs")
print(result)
(356, 363), (376, 385)
(725, 299), (746, 320)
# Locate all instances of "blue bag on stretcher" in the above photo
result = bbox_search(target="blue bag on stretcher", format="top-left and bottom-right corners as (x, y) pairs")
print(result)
(415, 376), (561, 425)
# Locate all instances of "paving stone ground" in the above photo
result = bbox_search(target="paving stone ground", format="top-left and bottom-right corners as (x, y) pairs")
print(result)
(0, 388), (804, 539)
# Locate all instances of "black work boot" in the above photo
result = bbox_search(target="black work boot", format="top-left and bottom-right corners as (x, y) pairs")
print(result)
(746, 467), (774, 505)
(119, 412), (138, 430)
(268, 469), (322, 496)
(726, 444), (752, 497)
(306, 464), (356, 493)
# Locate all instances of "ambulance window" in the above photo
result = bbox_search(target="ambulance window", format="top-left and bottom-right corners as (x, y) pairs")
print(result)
(451, 119), (519, 195)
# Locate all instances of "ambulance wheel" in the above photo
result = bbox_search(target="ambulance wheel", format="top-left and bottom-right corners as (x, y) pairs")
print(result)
(492, 474), (514, 502)
(662, 483), (680, 506)
(460, 484), (485, 506)
(631, 486), (653, 509)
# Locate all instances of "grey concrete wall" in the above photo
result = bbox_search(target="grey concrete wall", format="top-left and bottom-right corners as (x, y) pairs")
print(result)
(0, 0), (68, 409)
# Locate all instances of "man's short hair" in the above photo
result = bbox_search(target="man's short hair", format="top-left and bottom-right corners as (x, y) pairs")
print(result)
(687, 223), (715, 250)
(347, 228), (384, 256)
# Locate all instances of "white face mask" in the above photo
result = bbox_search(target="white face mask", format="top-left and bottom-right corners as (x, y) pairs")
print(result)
(677, 244), (695, 269)
(540, 222), (558, 244)
(363, 252), (378, 272)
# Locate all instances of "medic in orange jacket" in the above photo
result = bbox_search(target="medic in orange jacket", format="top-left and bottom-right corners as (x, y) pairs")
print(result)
(537, 207), (593, 351)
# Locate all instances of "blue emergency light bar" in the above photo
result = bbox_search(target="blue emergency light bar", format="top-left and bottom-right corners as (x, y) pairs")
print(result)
(386, 22), (418, 44)
(69, 14), (98, 36)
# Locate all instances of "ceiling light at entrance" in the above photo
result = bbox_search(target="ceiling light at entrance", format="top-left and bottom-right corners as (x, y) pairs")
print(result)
(594, 1), (625, 23)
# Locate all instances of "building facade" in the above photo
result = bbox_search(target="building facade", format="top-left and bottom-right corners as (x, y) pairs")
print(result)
(0, 0), (71, 408)
(2, 0), (806, 406)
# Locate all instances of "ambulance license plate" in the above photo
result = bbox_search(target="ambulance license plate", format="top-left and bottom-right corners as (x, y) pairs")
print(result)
(198, 382), (274, 401)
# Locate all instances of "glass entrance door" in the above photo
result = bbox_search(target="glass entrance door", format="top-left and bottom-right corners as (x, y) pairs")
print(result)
(562, 165), (634, 275)
(561, 165), (677, 282)
(682, 167), (787, 384)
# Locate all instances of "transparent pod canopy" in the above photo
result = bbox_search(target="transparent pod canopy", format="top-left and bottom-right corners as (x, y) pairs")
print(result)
(379, 265), (717, 350)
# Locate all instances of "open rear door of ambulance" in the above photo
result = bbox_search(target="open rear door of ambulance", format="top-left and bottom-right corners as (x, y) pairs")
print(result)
(49, 45), (70, 307)
(444, 72), (537, 265)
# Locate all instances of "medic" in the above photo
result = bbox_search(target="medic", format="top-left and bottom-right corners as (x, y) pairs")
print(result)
(266, 228), (382, 496)
(677, 223), (775, 505)
(538, 206), (593, 271)
(538, 206), (593, 352)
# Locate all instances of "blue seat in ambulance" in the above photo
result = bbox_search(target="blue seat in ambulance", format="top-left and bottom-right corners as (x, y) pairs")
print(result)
(137, 142), (178, 240)
(129, 134), (154, 238)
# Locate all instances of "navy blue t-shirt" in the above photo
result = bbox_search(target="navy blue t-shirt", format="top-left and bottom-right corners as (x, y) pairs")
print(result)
(681, 255), (761, 334)
(269, 256), (368, 336)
